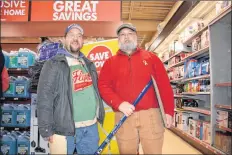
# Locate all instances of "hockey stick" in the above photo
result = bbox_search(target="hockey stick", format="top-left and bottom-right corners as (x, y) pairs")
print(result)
(94, 79), (153, 155)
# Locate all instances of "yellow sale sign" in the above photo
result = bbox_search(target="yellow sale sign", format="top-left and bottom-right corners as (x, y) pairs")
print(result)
(81, 39), (120, 154)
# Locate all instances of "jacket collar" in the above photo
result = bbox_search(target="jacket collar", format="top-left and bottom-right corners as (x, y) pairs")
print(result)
(52, 51), (93, 65)
(117, 47), (142, 57)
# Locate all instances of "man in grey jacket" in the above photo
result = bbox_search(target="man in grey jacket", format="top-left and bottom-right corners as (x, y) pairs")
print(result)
(37, 24), (105, 154)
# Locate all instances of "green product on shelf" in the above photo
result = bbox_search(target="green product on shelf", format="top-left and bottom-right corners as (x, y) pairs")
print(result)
(9, 54), (18, 68)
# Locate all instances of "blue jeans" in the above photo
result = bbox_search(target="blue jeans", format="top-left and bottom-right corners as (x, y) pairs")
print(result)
(66, 123), (99, 154)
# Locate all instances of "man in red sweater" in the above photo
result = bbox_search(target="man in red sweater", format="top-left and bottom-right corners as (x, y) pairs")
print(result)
(98, 23), (174, 154)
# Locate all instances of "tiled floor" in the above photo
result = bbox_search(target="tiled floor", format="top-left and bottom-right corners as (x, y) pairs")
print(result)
(139, 129), (202, 154)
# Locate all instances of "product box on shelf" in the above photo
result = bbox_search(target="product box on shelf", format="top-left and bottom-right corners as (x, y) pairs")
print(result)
(179, 65), (185, 78)
(168, 41), (177, 57)
(191, 20), (205, 33)
(176, 98), (183, 109)
(196, 120), (203, 140)
(188, 119), (197, 137)
(216, 110), (232, 128)
(214, 131), (231, 154)
(201, 30), (209, 49)
(216, 1), (232, 15)
(181, 112), (191, 131)
(175, 41), (192, 53)
(173, 112), (177, 127)
(184, 59), (198, 78)
(168, 69), (174, 80)
(202, 121), (211, 144)
(192, 36), (202, 52)
(173, 67), (180, 80)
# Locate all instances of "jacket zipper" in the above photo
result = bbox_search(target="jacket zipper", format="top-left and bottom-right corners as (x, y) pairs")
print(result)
(128, 56), (133, 102)
(65, 60), (76, 136)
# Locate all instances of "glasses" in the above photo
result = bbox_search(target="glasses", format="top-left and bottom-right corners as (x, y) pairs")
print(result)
(66, 33), (83, 39)
(118, 32), (135, 38)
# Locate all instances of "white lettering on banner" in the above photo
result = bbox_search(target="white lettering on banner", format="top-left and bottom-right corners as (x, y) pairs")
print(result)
(89, 51), (110, 68)
(3, 9), (25, 16)
(0, 1), (26, 8)
(0, 1), (27, 17)
(52, 1), (99, 21)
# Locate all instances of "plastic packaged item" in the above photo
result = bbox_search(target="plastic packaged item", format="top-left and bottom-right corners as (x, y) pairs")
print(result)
(0, 133), (17, 155)
(15, 76), (30, 98)
(1, 104), (17, 127)
(3, 76), (17, 97)
(18, 48), (37, 68)
(15, 104), (31, 127)
(202, 121), (211, 144)
(38, 42), (61, 61)
(17, 135), (30, 155)
(8, 51), (19, 68)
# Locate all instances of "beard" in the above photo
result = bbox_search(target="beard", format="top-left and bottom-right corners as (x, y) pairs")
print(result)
(119, 41), (137, 53)
(70, 45), (80, 53)
(66, 42), (82, 54)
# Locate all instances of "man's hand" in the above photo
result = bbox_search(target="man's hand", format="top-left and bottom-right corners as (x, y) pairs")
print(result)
(165, 114), (173, 128)
(44, 135), (54, 143)
(118, 101), (135, 117)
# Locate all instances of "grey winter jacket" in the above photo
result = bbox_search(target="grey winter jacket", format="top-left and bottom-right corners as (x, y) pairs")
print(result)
(37, 52), (105, 138)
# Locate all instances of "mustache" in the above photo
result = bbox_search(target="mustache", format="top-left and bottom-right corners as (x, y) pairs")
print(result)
(119, 41), (137, 51)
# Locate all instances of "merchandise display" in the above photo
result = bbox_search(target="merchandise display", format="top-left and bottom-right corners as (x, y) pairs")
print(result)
(1, 1), (231, 155)
(159, 2), (231, 155)
(1, 49), (37, 155)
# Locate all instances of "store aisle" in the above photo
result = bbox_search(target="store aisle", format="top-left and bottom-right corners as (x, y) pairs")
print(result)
(139, 129), (202, 154)
(162, 129), (202, 154)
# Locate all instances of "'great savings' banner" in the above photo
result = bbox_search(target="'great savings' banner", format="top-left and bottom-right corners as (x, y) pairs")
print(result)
(31, 1), (121, 21)
(82, 39), (119, 154)
(0, 0), (29, 21)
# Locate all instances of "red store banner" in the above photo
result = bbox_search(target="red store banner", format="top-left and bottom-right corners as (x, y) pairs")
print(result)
(0, 0), (29, 22)
(31, 1), (121, 22)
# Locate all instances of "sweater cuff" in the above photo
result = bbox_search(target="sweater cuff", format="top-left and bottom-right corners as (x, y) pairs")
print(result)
(111, 98), (124, 111)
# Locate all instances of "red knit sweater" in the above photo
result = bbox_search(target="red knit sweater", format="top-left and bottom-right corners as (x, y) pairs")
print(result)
(98, 48), (174, 116)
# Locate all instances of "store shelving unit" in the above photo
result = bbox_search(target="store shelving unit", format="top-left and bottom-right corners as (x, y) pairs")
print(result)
(215, 83), (232, 87)
(182, 107), (211, 115)
(183, 46), (209, 60)
(169, 126), (224, 154)
(209, 6), (231, 154)
(182, 26), (208, 45)
(181, 92), (210, 95)
(215, 125), (232, 132)
(158, 3), (231, 155)
(215, 104), (232, 110)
